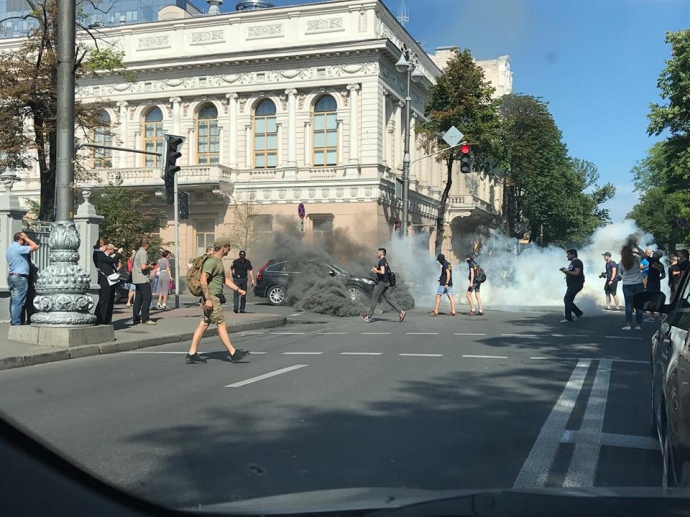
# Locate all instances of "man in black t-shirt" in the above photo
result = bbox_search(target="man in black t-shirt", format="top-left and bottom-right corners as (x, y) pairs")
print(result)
(431, 253), (456, 316)
(560, 248), (585, 322)
(230, 250), (254, 313)
(602, 252), (620, 311)
(360, 247), (406, 323)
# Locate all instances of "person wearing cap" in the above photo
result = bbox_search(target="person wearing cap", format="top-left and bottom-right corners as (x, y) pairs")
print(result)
(230, 250), (254, 313)
(465, 254), (484, 316)
(431, 253), (456, 316)
(602, 252), (620, 311)
(132, 238), (157, 325)
(185, 235), (250, 364)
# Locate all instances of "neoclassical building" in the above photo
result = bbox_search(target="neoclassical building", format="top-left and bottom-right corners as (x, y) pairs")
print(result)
(1, 0), (509, 266)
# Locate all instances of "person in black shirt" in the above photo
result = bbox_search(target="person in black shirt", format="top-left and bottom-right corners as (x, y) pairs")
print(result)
(230, 250), (254, 313)
(645, 250), (665, 292)
(360, 247), (406, 323)
(465, 254), (484, 316)
(431, 253), (456, 316)
(560, 248), (585, 323)
(602, 252), (620, 311)
(93, 238), (124, 325)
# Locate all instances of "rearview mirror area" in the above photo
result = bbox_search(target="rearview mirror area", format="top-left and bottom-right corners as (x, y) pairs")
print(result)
(632, 290), (666, 312)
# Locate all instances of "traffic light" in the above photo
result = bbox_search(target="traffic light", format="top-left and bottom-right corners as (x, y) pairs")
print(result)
(459, 144), (472, 174)
(178, 192), (189, 220)
(160, 134), (185, 205)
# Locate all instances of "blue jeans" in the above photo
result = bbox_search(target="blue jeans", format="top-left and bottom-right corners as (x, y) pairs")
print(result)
(623, 282), (644, 326)
(8, 275), (28, 326)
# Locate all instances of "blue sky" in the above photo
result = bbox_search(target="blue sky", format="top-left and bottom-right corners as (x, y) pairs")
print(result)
(216, 0), (690, 222)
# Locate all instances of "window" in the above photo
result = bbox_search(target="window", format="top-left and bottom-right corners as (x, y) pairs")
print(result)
(311, 215), (334, 241)
(313, 96), (338, 166)
(196, 220), (215, 257)
(143, 107), (164, 167)
(91, 111), (113, 169)
(196, 104), (219, 165)
(253, 100), (277, 168)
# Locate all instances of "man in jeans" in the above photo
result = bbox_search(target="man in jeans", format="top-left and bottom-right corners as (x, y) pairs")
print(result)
(360, 247), (406, 323)
(6, 232), (39, 325)
(132, 238), (156, 325)
(560, 248), (585, 323)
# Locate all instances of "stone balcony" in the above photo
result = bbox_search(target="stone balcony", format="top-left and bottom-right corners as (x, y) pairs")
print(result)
(447, 194), (500, 226)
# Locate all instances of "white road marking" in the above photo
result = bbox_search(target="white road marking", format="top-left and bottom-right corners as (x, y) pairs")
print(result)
(551, 334), (590, 338)
(282, 352), (323, 355)
(340, 352), (383, 356)
(462, 354), (508, 359)
(399, 353), (443, 357)
(501, 334), (537, 338)
(225, 365), (308, 388)
(513, 359), (591, 489)
(271, 332), (306, 335)
(562, 430), (659, 451)
(289, 313), (302, 317)
(529, 356), (646, 364)
(406, 332), (439, 335)
(319, 332), (348, 335)
(454, 333), (487, 336)
(564, 359), (612, 487)
(362, 332), (391, 335)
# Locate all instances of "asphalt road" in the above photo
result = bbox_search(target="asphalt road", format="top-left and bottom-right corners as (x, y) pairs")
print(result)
(0, 308), (662, 509)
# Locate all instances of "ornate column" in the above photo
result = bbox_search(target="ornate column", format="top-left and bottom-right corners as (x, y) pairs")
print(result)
(226, 92), (239, 168)
(117, 101), (128, 168)
(285, 88), (297, 167)
(304, 121), (312, 167)
(245, 124), (252, 168)
(337, 119), (343, 166)
(347, 84), (360, 164)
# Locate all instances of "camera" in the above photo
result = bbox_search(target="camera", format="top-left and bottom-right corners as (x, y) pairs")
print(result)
(599, 272), (607, 279)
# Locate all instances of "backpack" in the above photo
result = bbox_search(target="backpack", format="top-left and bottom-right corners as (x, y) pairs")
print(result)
(385, 262), (397, 287)
(186, 255), (218, 296)
(475, 265), (487, 284)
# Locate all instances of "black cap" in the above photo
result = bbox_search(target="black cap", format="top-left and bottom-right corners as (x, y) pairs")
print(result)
(239, 250), (246, 257)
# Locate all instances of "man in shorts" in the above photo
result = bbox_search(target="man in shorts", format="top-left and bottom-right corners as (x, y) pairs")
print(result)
(431, 253), (456, 316)
(465, 255), (484, 316)
(602, 252), (620, 311)
(185, 235), (250, 364)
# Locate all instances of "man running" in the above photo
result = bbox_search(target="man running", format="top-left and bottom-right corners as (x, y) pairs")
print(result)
(360, 247), (406, 323)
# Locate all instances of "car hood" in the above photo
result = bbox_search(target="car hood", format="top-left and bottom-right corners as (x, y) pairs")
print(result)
(182, 486), (690, 516)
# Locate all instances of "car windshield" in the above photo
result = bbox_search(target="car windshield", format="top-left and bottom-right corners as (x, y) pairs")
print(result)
(1, 0), (689, 515)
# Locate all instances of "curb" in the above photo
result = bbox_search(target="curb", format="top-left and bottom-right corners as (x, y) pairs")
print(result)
(0, 316), (287, 372)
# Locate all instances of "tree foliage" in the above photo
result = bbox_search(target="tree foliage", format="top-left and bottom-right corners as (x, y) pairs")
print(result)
(499, 94), (614, 247)
(226, 203), (263, 253)
(0, 0), (131, 222)
(416, 48), (503, 253)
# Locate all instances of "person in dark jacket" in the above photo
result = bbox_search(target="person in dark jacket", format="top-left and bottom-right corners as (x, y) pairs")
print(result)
(93, 238), (123, 325)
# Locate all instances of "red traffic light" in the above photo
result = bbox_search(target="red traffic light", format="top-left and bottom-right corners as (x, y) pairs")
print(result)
(460, 144), (470, 154)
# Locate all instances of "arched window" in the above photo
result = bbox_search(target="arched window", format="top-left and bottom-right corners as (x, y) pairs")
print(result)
(253, 99), (277, 168)
(196, 104), (219, 165)
(313, 96), (338, 166)
(92, 111), (112, 169)
(143, 107), (164, 167)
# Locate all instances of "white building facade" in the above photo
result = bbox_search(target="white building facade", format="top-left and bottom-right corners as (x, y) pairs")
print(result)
(1, 0), (507, 267)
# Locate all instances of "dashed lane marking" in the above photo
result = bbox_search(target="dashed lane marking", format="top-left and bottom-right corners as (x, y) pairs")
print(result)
(340, 352), (383, 356)
(455, 333), (487, 336)
(282, 352), (323, 355)
(319, 332), (348, 335)
(225, 364), (308, 388)
(462, 354), (509, 359)
(406, 332), (439, 335)
(501, 334), (538, 338)
(271, 332), (306, 335)
(361, 332), (392, 335)
(561, 430), (659, 451)
(399, 353), (443, 357)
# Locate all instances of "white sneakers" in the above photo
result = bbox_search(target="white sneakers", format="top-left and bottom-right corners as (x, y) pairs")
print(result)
(621, 325), (642, 331)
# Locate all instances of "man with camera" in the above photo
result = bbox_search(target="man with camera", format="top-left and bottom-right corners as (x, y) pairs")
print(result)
(560, 248), (585, 323)
(601, 252), (621, 311)
(131, 238), (157, 325)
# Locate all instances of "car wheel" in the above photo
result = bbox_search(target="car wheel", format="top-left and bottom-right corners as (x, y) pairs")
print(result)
(267, 285), (286, 306)
(348, 286), (364, 302)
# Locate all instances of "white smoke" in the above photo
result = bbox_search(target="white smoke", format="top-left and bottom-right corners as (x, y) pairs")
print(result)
(382, 220), (668, 311)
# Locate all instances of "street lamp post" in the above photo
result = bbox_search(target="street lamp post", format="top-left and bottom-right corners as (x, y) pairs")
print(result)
(395, 46), (423, 236)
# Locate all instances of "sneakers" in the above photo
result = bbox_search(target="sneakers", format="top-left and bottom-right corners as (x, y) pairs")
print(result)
(230, 349), (250, 363)
(634, 325), (642, 331)
(621, 325), (632, 331)
(360, 314), (372, 322)
(156, 303), (162, 309)
(185, 353), (207, 364)
(560, 319), (572, 323)
(399, 310), (406, 322)
(143, 320), (157, 325)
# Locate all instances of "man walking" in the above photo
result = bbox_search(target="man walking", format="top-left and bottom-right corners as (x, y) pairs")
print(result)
(230, 250), (254, 313)
(360, 247), (406, 323)
(6, 231), (39, 326)
(430, 253), (456, 316)
(465, 254), (484, 316)
(185, 236), (250, 364)
(602, 252), (620, 311)
(132, 238), (156, 325)
(560, 248), (585, 323)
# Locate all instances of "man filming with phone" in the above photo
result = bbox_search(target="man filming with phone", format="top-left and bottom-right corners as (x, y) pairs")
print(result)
(131, 238), (157, 325)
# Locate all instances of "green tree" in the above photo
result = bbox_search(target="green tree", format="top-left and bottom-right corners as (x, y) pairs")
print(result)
(499, 94), (613, 247)
(416, 48), (503, 253)
(0, 0), (131, 222)
(226, 203), (263, 253)
(91, 176), (166, 256)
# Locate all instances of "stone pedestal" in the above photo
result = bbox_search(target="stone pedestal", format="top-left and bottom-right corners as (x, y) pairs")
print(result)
(8, 324), (114, 347)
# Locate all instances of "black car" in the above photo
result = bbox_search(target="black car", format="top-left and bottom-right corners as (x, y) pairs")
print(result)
(254, 259), (376, 306)
(650, 268), (690, 487)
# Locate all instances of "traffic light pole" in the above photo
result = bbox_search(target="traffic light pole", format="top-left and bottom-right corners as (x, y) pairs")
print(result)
(173, 173), (180, 309)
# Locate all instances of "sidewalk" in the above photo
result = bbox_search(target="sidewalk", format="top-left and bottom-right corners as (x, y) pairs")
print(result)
(0, 302), (287, 372)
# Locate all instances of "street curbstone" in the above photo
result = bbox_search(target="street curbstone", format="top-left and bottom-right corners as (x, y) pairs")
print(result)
(69, 346), (102, 360)
(22, 349), (70, 367)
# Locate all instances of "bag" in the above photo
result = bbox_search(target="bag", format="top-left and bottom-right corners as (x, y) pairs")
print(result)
(106, 272), (120, 286)
(169, 278), (175, 291)
(475, 266), (487, 284)
(186, 255), (216, 296)
(385, 262), (397, 287)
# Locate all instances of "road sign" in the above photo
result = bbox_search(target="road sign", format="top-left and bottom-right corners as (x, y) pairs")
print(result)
(298, 202), (305, 219)
(442, 126), (463, 147)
